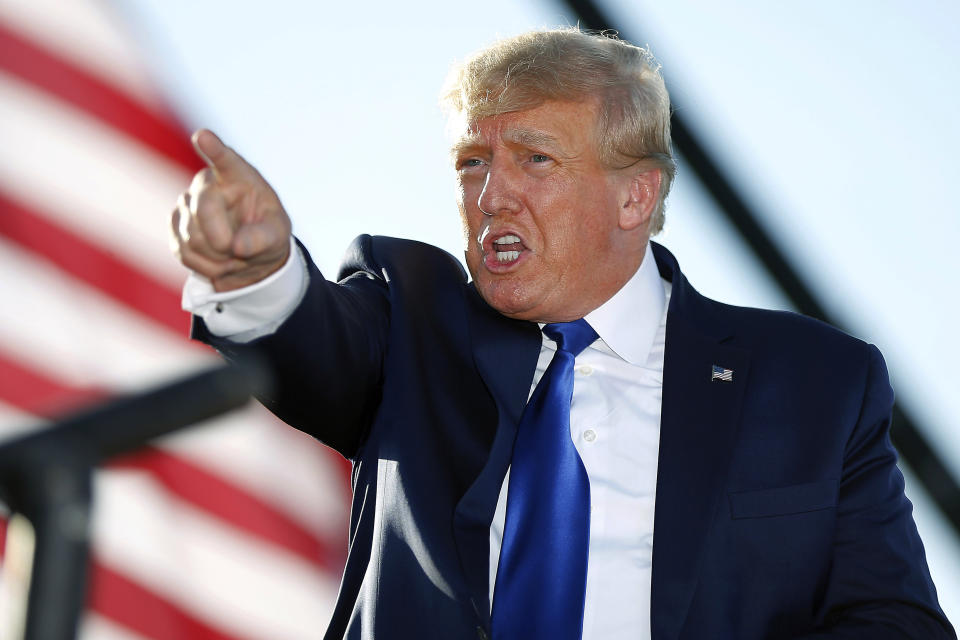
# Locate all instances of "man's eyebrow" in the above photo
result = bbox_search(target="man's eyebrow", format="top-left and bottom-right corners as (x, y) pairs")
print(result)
(451, 133), (483, 157)
(450, 132), (490, 164)
(448, 128), (563, 161)
(504, 128), (561, 150)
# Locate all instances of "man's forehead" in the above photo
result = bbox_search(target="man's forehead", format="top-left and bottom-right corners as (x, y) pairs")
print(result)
(454, 123), (562, 150)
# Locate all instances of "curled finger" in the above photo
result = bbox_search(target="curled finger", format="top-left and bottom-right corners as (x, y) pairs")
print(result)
(176, 239), (247, 281)
(192, 184), (236, 254)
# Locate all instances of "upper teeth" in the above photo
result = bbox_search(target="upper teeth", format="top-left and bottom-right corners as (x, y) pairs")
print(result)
(495, 235), (521, 244)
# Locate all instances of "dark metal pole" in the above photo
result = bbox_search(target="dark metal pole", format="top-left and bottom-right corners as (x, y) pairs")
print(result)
(12, 459), (92, 640)
(555, 0), (960, 534)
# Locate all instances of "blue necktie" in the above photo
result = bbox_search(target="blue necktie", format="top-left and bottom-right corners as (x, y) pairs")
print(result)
(491, 319), (598, 640)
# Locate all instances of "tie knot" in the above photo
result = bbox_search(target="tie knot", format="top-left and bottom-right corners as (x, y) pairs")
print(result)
(543, 319), (598, 357)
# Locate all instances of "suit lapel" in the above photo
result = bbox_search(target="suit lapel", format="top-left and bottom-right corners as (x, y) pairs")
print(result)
(649, 244), (751, 640)
(452, 284), (540, 626)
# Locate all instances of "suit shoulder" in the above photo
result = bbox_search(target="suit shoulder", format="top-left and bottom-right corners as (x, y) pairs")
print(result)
(655, 241), (875, 363)
(338, 234), (467, 284)
(708, 296), (876, 363)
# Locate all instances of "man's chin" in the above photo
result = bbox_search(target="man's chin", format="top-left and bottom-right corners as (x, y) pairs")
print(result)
(474, 280), (534, 320)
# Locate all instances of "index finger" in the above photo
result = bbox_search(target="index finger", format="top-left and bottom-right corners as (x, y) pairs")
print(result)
(191, 129), (252, 182)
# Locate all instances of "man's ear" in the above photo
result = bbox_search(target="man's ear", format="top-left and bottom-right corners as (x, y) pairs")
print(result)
(619, 168), (661, 232)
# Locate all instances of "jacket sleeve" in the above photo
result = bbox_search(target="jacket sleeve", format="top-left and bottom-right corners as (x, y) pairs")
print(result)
(797, 344), (955, 638)
(192, 235), (390, 459)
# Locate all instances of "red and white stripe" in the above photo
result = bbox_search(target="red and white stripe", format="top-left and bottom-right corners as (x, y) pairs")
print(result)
(0, 0), (348, 637)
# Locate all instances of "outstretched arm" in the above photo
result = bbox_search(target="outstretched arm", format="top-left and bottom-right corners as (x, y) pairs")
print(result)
(172, 132), (390, 459)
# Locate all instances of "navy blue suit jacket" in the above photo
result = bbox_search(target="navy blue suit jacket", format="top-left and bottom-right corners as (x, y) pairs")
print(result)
(196, 236), (954, 639)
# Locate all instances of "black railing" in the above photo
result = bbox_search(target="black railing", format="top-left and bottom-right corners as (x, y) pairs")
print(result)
(0, 360), (268, 640)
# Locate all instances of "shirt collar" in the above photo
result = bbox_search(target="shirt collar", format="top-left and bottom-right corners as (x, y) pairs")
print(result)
(584, 242), (665, 365)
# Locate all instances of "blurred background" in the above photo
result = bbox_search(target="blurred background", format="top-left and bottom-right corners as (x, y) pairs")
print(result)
(0, 0), (957, 637)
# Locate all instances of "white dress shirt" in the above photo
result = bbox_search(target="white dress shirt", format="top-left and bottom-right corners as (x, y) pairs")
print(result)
(182, 237), (307, 343)
(489, 245), (669, 640)
(183, 241), (670, 639)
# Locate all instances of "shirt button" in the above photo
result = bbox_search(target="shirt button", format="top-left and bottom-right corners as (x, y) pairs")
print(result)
(215, 302), (224, 313)
(583, 429), (597, 443)
(577, 364), (594, 376)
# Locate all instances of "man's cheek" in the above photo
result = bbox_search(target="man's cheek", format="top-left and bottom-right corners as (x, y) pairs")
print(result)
(459, 217), (473, 251)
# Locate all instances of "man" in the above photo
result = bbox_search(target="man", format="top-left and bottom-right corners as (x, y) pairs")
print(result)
(171, 28), (954, 640)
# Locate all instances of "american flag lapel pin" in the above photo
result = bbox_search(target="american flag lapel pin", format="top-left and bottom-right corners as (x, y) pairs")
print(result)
(711, 364), (734, 382)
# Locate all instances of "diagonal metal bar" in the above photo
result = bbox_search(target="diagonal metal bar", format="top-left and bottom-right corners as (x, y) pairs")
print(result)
(556, 0), (960, 535)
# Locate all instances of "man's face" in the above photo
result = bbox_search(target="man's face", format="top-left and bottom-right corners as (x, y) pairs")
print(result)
(453, 99), (654, 323)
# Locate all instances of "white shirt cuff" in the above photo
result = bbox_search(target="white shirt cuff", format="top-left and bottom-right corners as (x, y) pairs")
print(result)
(181, 237), (308, 343)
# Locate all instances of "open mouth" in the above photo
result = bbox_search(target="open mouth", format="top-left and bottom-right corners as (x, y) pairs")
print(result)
(492, 234), (524, 262)
(479, 229), (528, 270)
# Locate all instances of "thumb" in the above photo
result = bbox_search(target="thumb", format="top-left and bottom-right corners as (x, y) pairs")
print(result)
(191, 129), (251, 181)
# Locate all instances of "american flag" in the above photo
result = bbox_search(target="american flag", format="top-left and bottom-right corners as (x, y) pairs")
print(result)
(711, 365), (733, 382)
(0, 0), (347, 637)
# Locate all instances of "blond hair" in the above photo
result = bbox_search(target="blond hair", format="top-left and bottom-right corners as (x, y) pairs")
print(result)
(440, 27), (676, 233)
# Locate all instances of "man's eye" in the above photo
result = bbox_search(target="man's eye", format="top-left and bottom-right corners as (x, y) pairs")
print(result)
(460, 158), (484, 168)
(530, 154), (551, 163)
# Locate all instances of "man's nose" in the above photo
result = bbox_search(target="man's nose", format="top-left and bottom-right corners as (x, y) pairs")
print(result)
(477, 163), (522, 216)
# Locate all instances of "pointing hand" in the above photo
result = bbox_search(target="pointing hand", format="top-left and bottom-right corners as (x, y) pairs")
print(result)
(171, 129), (292, 291)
